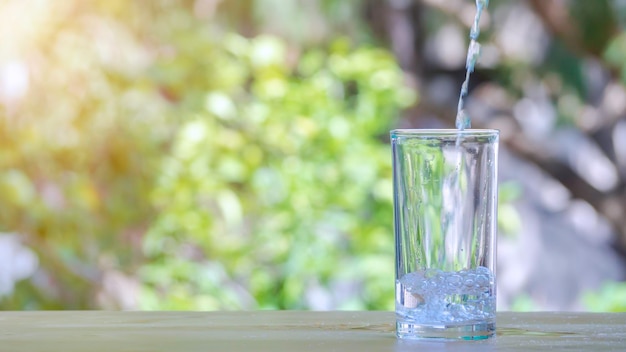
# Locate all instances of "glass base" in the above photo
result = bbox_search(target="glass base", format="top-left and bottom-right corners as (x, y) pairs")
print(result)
(396, 320), (495, 340)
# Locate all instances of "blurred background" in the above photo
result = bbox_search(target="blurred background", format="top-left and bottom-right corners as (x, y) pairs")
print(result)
(0, 0), (625, 312)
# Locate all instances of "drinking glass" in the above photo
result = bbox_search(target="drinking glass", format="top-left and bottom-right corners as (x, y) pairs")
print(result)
(391, 129), (499, 340)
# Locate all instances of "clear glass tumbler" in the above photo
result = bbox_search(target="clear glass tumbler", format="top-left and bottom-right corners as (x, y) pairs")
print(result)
(391, 129), (499, 340)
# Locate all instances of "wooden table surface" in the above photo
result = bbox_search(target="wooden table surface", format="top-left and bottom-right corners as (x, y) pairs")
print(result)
(0, 311), (624, 351)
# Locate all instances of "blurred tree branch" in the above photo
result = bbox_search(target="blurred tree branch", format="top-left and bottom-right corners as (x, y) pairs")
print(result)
(529, 0), (619, 57)
(527, 0), (586, 56)
(527, 0), (626, 252)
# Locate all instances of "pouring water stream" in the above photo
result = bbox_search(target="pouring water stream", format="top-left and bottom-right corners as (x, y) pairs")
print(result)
(447, 0), (490, 270)
(456, 0), (489, 130)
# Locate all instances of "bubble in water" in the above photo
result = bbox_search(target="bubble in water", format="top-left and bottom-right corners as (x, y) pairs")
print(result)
(402, 291), (424, 308)
(447, 274), (462, 285)
(476, 275), (489, 287)
(396, 267), (495, 324)
(424, 268), (442, 279)
(476, 266), (491, 276)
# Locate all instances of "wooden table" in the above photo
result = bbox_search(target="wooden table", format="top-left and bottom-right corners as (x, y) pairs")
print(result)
(0, 311), (624, 351)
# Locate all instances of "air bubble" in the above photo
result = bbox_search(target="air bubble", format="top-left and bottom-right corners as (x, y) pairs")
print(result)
(396, 267), (495, 324)
(447, 274), (462, 285)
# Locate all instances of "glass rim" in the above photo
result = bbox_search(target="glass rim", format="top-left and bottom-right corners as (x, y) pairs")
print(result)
(390, 129), (499, 137)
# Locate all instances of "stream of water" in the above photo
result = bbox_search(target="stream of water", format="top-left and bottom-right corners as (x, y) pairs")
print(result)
(455, 0), (489, 130)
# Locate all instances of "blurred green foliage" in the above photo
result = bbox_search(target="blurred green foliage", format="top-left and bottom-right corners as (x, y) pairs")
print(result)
(583, 282), (626, 312)
(497, 181), (523, 238)
(141, 32), (414, 310)
(509, 294), (537, 312)
(0, 0), (414, 310)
